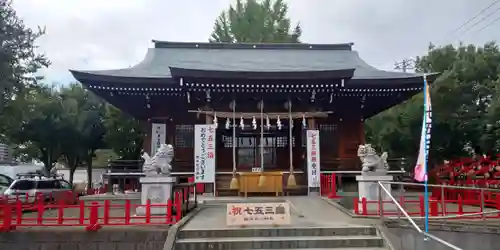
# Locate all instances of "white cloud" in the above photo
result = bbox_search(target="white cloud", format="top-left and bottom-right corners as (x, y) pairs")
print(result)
(11, 0), (500, 83)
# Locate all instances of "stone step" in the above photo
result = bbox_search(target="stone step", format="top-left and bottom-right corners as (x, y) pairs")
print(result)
(178, 226), (377, 239)
(174, 235), (384, 250)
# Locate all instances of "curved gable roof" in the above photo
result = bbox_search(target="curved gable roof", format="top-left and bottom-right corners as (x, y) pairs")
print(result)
(71, 41), (427, 83)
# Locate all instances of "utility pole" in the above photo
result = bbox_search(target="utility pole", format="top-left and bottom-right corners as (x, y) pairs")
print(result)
(394, 58), (415, 73)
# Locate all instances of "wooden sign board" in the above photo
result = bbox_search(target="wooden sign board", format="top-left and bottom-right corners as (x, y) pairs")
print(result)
(226, 202), (291, 226)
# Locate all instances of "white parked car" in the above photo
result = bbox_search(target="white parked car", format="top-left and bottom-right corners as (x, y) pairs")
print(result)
(2, 175), (75, 204)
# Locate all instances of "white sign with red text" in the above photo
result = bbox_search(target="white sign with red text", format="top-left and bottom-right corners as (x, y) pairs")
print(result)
(306, 130), (321, 188)
(194, 124), (216, 183)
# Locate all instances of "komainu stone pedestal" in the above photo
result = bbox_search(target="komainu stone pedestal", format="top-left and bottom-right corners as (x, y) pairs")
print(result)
(356, 175), (397, 214)
(136, 176), (177, 215)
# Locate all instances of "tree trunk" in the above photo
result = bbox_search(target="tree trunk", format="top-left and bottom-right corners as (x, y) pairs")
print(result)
(69, 168), (75, 184)
(41, 147), (52, 173)
(68, 157), (78, 185)
(86, 154), (93, 190)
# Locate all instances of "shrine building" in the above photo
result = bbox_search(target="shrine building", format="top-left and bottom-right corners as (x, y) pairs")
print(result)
(70, 41), (436, 195)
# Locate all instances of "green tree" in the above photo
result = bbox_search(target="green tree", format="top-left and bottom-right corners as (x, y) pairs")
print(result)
(210, 0), (301, 43)
(103, 105), (144, 160)
(58, 84), (106, 184)
(417, 42), (500, 160)
(365, 42), (500, 163)
(7, 83), (108, 184)
(0, 1), (49, 111)
(8, 85), (65, 171)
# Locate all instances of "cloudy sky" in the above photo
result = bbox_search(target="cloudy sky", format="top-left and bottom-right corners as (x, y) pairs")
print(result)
(11, 0), (500, 84)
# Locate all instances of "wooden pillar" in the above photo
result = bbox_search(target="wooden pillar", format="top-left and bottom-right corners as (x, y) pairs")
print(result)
(166, 119), (175, 145)
(307, 117), (317, 129)
(337, 118), (345, 159)
(205, 114), (213, 124)
(292, 119), (301, 172)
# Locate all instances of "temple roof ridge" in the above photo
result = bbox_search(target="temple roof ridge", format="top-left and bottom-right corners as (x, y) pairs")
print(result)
(152, 40), (354, 51)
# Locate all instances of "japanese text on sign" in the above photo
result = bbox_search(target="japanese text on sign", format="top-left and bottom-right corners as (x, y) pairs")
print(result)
(150, 123), (166, 155)
(306, 130), (321, 188)
(226, 202), (291, 226)
(194, 125), (216, 183)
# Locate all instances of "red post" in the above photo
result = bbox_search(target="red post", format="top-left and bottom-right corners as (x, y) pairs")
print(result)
(57, 198), (64, 225)
(353, 197), (359, 214)
(0, 202), (12, 232)
(166, 199), (173, 224)
(457, 195), (464, 215)
(328, 173), (341, 199)
(485, 191), (492, 202)
(79, 201), (85, 225)
(124, 200), (131, 225)
(419, 196), (425, 216)
(361, 197), (368, 216)
(496, 195), (500, 218)
(36, 194), (44, 225)
(15, 200), (22, 225)
(103, 200), (110, 225)
(442, 197), (447, 216)
(322, 173), (326, 196)
(430, 200), (438, 216)
(176, 192), (182, 222)
(85, 202), (101, 232)
(400, 196), (406, 211)
(145, 199), (151, 224)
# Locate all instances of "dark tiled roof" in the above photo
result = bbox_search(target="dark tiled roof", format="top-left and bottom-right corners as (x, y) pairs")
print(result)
(71, 41), (423, 81)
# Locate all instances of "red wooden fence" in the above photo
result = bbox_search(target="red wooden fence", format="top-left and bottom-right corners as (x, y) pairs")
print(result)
(353, 192), (500, 219)
(0, 185), (196, 231)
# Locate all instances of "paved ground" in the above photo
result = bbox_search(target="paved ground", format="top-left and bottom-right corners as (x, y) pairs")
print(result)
(184, 194), (500, 232)
(183, 196), (373, 230)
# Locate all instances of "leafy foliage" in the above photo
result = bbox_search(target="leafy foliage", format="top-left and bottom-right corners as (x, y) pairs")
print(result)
(0, 1), (49, 111)
(58, 83), (106, 184)
(4, 84), (106, 183)
(103, 105), (145, 160)
(210, 0), (301, 43)
(366, 42), (500, 163)
(7, 85), (65, 169)
(4, 82), (144, 182)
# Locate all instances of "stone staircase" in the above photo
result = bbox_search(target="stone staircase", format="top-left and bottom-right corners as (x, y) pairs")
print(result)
(174, 225), (388, 250)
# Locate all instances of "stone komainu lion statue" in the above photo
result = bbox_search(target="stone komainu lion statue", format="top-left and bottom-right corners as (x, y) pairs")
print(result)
(142, 144), (174, 176)
(357, 144), (389, 174)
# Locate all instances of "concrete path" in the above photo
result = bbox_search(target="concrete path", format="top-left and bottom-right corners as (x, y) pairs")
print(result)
(286, 196), (359, 226)
(183, 196), (374, 230)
